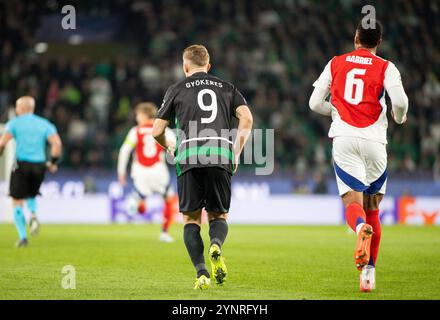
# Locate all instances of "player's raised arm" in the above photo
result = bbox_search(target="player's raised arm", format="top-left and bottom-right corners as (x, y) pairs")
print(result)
(152, 119), (172, 151)
(233, 105), (253, 173)
(384, 62), (409, 124)
(46, 132), (62, 173)
(117, 128), (137, 186)
(309, 60), (333, 117)
(153, 85), (176, 154)
(309, 88), (333, 117)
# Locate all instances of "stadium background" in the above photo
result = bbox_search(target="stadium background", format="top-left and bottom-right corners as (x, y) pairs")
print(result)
(0, 0), (439, 225)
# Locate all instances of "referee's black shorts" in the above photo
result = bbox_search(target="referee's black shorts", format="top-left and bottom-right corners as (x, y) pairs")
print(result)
(9, 161), (46, 199)
(177, 167), (231, 213)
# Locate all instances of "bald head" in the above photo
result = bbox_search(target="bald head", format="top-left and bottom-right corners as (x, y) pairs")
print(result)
(16, 96), (35, 115)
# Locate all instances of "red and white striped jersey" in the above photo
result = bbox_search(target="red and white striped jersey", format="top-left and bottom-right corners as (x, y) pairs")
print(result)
(313, 48), (404, 144)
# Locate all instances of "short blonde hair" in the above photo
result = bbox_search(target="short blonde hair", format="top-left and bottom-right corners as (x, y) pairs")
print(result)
(183, 44), (210, 67)
(136, 102), (157, 119)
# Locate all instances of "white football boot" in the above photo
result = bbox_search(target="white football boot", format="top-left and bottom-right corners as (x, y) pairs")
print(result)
(159, 232), (174, 243)
(360, 265), (376, 292)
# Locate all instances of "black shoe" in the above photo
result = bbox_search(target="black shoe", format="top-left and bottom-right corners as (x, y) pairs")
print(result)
(16, 239), (28, 248)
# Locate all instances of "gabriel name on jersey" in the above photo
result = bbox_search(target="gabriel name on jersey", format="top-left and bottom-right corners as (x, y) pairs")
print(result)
(345, 55), (373, 65)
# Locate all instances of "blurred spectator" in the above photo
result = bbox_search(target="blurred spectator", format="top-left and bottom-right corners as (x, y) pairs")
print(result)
(292, 172), (311, 194)
(434, 156), (440, 183)
(89, 75), (112, 128)
(312, 172), (328, 195)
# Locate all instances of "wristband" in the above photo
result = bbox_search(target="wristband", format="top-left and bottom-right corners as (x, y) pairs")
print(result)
(50, 156), (60, 165)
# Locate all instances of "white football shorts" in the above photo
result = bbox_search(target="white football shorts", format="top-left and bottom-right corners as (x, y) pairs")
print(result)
(332, 136), (387, 196)
(131, 161), (173, 198)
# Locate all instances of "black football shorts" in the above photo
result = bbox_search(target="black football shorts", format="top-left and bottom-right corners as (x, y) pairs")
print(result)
(9, 161), (46, 199)
(177, 167), (231, 213)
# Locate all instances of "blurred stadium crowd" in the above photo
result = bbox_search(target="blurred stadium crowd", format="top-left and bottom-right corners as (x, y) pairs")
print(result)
(1, 0), (439, 180)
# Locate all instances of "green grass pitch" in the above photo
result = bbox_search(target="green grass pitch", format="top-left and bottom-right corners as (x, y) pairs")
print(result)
(0, 223), (439, 300)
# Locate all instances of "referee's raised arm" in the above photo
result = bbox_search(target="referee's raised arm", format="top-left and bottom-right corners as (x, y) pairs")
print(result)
(46, 132), (62, 173)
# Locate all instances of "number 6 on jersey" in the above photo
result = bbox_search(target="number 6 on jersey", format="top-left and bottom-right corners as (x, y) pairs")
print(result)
(344, 68), (366, 105)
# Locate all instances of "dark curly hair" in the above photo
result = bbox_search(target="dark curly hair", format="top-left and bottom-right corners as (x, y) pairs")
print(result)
(356, 19), (383, 48)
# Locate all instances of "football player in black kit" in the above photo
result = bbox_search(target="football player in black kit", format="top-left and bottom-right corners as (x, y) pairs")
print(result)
(153, 44), (253, 289)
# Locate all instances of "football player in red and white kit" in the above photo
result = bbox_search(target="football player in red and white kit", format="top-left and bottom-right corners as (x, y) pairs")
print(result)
(118, 102), (177, 243)
(309, 20), (408, 292)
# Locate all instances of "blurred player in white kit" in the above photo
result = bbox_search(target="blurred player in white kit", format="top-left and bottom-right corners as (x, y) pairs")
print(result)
(117, 102), (177, 243)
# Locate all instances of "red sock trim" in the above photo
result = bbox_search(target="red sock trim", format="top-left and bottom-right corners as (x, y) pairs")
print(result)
(162, 200), (173, 232)
(366, 209), (381, 266)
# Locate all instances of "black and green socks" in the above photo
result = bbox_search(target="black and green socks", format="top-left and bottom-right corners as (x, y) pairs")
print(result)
(184, 220), (229, 278)
(209, 218), (228, 248)
(183, 223), (209, 278)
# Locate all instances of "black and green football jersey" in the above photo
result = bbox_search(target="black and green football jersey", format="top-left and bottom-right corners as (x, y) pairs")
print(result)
(157, 72), (248, 176)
